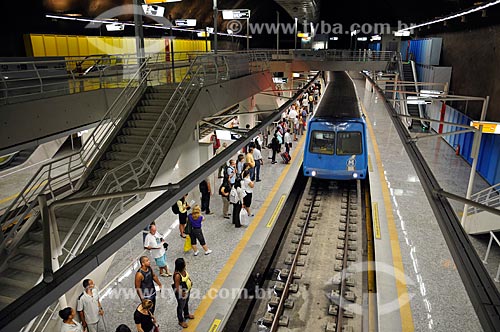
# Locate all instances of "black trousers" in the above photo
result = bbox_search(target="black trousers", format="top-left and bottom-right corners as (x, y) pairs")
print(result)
(201, 192), (210, 213)
(232, 202), (242, 227)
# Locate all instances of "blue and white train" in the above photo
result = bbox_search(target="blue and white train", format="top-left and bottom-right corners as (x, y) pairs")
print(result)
(303, 71), (368, 180)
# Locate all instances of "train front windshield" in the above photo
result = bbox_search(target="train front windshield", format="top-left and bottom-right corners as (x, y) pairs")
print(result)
(309, 131), (335, 155)
(309, 131), (363, 155)
(336, 132), (362, 155)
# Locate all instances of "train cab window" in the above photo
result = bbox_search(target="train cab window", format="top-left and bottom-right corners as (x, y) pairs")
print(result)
(336, 132), (362, 155)
(309, 131), (335, 155)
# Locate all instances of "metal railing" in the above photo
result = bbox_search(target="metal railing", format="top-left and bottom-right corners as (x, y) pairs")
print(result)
(0, 51), (207, 105)
(0, 58), (151, 256)
(238, 49), (394, 62)
(468, 183), (500, 215)
(483, 231), (500, 283)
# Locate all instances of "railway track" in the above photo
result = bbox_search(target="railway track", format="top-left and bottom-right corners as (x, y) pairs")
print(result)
(241, 178), (364, 332)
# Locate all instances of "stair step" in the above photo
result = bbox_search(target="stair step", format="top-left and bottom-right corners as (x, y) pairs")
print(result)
(100, 159), (127, 170)
(18, 240), (44, 258)
(28, 230), (43, 242)
(112, 143), (143, 153)
(143, 92), (172, 100)
(136, 105), (164, 113)
(92, 167), (132, 179)
(127, 120), (157, 129)
(141, 99), (168, 107)
(122, 127), (162, 137)
(8, 255), (43, 274)
(132, 113), (159, 121)
(116, 135), (147, 145)
(106, 151), (137, 161)
(57, 217), (86, 233)
(0, 269), (39, 290)
(148, 85), (178, 93)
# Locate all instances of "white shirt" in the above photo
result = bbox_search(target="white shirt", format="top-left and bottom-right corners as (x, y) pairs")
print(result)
(76, 288), (100, 325)
(253, 148), (262, 161)
(288, 109), (298, 121)
(242, 178), (253, 193)
(284, 132), (292, 144)
(302, 98), (309, 107)
(144, 232), (165, 259)
(61, 321), (84, 332)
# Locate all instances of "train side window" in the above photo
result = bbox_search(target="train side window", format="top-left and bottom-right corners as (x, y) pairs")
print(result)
(336, 132), (362, 155)
(309, 130), (335, 155)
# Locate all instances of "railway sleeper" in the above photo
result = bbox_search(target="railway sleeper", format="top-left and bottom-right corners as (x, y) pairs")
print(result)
(326, 322), (354, 332)
(297, 221), (316, 228)
(292, 236), (311, 245)
(288, 245), (309, 255)
(293, 229), (314, 236)
(278, 269), (302, 280)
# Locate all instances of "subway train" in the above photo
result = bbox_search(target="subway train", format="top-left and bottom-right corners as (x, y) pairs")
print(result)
(303, 71), (368, 180)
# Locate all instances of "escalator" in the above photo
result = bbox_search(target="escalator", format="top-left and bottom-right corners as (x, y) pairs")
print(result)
(0, 148), (36, 171)
(401, 62), (424, 132)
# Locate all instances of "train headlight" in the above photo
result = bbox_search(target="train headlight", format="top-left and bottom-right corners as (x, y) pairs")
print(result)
(311, 171), (317, 177)
(353, 173), (358, 179)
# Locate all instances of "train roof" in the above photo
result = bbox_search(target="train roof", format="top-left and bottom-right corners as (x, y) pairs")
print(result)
(313, 72), (361, 120)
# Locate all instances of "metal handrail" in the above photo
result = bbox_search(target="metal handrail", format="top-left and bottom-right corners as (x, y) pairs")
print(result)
(0, 51), (204, 105)
(469, 183), (500, 215)
(483, 231), (500, 283)
(0, 59), (151, 256)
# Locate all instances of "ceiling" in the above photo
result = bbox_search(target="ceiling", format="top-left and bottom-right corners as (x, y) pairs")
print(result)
(273, 0), (320, 22)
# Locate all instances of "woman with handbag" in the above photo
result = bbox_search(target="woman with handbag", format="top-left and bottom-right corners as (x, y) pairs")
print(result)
(173, 258), (194, 328)
(133, 299), (158, 332)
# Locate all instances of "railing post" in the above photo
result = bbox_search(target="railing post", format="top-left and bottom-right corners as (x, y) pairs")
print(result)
(483, 232), (493, 264)
(38, 194), (53, 284)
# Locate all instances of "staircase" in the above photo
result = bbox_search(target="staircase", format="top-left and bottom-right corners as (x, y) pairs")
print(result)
(400, 62), (424, 132)
(464, 183), (500, 234)
(0, 148), (36, 171)
(0, 53), (267, 331)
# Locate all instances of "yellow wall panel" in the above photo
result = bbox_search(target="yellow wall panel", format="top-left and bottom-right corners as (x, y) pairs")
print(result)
(30, 35), (46, 57)
(77, 37), (89, 56)
(44, 36), (58, 57)
(55, 36), (69, 56)
(67, 36), (80, 56)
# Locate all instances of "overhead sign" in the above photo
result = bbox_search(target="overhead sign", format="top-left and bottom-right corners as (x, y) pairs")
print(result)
(105, 23), (124, 31)
(222, 9), (250, 20)
(142, 5), (165, 17)
(470, 121), (500, 134)
(175, 19), (196, 27)
(272, 77), (288, 84)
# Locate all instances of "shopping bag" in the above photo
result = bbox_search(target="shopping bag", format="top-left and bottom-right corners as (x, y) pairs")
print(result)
(183, 235), (192, 252)
(239, 209), (249, 227)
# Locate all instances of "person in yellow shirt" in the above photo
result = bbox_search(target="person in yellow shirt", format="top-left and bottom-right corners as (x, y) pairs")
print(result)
(246, 145), (256, 181)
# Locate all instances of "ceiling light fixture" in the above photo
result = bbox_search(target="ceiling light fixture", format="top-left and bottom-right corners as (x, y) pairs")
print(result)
(397, 0), (500, 33)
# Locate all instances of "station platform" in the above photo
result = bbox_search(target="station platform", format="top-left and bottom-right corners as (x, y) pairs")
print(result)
(355, 73), (486, 331)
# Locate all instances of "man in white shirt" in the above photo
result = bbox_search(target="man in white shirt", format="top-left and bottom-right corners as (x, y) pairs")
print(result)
(284, 129), (292, 153)
(288, 107), (298, 135)
(77, 279), (103, 332)
(144, 224), (171, 277)
(252, 146), (263, 182)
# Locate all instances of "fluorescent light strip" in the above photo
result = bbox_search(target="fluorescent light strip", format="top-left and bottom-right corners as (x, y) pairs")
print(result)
(45, 14), (251, 38)
(398, 0), (500, 32)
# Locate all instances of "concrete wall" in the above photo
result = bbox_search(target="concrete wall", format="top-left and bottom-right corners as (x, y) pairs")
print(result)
(421, 25), (500, 121)
(0, 88), (121, 153)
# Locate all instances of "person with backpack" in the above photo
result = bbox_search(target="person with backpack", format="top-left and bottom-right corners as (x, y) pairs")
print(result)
(226, 159), (236, 185)
(173, 194), (190, 238)
(219, 178), (231, 219)
(229, 179), (246, 228)
(172, 258), (194, 328)
(199, 179), (213, 215)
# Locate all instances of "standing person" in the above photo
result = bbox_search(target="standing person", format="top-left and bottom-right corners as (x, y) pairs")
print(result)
(177, 194), (190, 238)
(242, 170), (255, 217)
(227, 159), (236, 185)
(253, 144), (263, 182)
(209, 131), (220, 155)
(288, 106), (298, 134)
(188, 205), (212, 256)
(284, 129), (292, 154)
(229, 116), (240, 129)
(219, 177), (231, 219)
(236, 154), (245, 177)
(173, 258), (194, 329)
(218, 143), (228, 178)
(134, 256), (162, 314)
(144, 224), (172, 277)
(77, 279), (104, 332)
(59, 307), (83, 332)
(133, 299), (156, 332)
(271, 133), (280, 164)
(230, 180), (246, 228)
(199, 179), (213, 215)
(246, 145), (256, 181)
